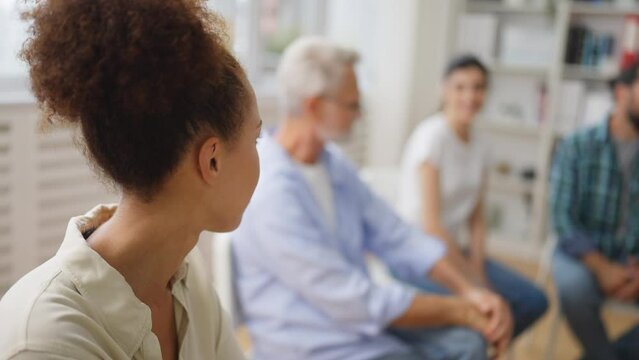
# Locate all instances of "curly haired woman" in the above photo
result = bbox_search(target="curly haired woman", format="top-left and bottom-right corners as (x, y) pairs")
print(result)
(0, 1), (261, 359)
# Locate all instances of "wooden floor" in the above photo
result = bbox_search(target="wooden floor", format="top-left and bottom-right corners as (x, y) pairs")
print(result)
(234, 255), (639, 360)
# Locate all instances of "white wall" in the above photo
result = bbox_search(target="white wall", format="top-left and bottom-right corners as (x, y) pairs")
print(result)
(328, 0), (457, 167)
(407, 1), (460, 138)
(364, 0), (419, 166)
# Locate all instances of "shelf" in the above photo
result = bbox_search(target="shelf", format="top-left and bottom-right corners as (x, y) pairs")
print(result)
(486, 235), (542, 262)
(475, 120), (542, 138)
(491, 63), (549, 78)
(570, 2), (639, 16)
(488, 173), (535, 196)
(563, 64), (615, 82)
(467, 1), (551, 14)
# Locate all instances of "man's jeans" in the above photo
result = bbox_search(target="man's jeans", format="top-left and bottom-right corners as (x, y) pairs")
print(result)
(401, 258), (548, 337)
(375, 326), (488, 360)
(378, 258), (549, 360)
(553, 249), (639, 360)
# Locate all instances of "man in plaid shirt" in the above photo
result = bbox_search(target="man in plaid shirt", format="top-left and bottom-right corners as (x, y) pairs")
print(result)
(551, 63), (639, 360)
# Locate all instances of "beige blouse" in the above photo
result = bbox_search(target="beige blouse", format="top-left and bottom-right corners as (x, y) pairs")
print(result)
(0, 205), (245, 359)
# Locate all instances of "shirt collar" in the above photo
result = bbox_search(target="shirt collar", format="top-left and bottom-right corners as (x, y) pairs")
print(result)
(57, 204), (190, 357)
(171, 260), (190, 288)
(259, 128), (347, 186)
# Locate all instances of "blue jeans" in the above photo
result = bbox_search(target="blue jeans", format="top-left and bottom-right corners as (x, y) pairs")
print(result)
(377, 326), (488, 360)
(553, 249), (639, 360)
(397, 258), (548, 338)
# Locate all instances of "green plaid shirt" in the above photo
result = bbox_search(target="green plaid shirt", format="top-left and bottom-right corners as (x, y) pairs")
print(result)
(550, 118), (639, 260)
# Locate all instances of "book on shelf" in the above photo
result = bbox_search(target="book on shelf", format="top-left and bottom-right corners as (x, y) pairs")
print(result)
(620, 15), (639, 69)
(566, 14), (639, 75)
(565, 24), (616, 72)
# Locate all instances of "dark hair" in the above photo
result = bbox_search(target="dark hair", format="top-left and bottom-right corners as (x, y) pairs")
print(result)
(609, 62), (639, 90)
(21, 0), (249, 199)
(444, 54), (489, 81)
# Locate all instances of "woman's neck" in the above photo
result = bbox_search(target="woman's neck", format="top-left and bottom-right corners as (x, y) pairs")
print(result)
(443, 109), (472, 143)
(87, 193), (201, 302)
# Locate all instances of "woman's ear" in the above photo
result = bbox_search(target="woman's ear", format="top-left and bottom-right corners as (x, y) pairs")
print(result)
(198, 136), (221, 185)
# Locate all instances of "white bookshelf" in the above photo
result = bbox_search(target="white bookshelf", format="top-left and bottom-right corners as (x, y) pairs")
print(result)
(490, 63), (550, 78)
(475, 119), (542, 138)
(467, 0), (551, 14)
(457, 0), (639, 258)
(455, 0), (560, 258)
(563, 64), (616, 81)
(488, 172), (536, 196)
(570, 2), (639, 16)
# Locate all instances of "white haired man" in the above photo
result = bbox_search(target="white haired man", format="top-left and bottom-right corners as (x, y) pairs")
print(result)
(232, 37), (513, 360)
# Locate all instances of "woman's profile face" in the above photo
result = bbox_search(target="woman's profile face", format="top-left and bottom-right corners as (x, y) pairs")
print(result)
(210, 90), (262, 232)
(442, 67), (487, 125)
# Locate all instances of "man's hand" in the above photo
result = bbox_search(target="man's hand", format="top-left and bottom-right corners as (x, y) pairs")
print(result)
(584, 253), (631, 296)
(593, 260), (631, 296)
(613, 258), (639, 302)
(450, 297), (491, 334)
(461, 287), (513, 359)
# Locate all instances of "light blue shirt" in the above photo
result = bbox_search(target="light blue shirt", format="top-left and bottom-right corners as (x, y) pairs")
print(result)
(232, 133), (446, 360)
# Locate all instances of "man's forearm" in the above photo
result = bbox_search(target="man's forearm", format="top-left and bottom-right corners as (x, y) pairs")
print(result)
(428, 256), (474, 295)
(425, 225), (474, 279)
(390, 293), (467, 328)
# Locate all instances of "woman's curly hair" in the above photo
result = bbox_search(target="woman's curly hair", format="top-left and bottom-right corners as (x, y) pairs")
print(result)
(21, 0), (249, 199)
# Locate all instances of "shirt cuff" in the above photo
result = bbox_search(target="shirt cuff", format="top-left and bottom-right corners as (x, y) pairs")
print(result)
(559, 232), (597, 258)
(372, 282), (418, 329)
(392, 229), (447, 283)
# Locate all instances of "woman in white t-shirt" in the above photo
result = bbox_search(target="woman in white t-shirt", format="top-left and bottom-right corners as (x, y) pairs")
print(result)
(0, 1), (261, 359)
(398, 55), (548, 337)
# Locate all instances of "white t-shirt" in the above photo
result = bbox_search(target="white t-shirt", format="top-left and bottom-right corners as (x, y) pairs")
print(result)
(298, 162), (336, 230)
(398, 113), (490, 238)
(0, 204), (244, 360)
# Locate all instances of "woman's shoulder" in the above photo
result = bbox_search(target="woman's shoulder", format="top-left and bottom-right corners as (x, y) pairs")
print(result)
(0, 257), (65, 321)
(405, 114), (449, 153)
(414, 113), (448, 137)
(0, 258), (101, 358)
